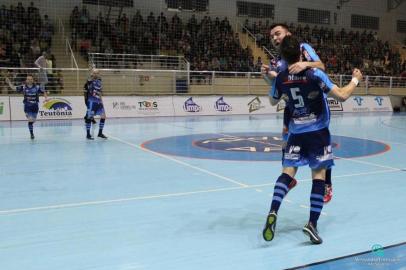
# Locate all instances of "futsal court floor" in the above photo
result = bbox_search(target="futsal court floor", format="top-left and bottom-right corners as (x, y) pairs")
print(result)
(0, 112), (405, 270)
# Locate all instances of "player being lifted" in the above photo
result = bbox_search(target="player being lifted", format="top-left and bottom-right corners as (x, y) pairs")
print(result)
(262, 23), (333, 203)
(263, 36), (363, 244)
(6, 74), (48, 139)
(84, 69), (107, 140)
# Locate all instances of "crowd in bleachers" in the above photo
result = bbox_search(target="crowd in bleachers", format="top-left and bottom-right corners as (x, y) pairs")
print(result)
(70, 6), (406, 76)
(0, 2), (64, 93)
(70, 7), (258, 72)
(0, 2), (55, 68)
(246, 20), (405, 77)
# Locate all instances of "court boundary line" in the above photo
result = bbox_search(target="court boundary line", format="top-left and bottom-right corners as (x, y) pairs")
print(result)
(286, 241), (406, 269)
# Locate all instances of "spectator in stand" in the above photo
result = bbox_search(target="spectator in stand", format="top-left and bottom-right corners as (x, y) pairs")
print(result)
(34, 51), (49, 88)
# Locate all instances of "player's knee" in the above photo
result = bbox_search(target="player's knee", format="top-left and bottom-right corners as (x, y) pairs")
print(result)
(277, 172), (294, 185)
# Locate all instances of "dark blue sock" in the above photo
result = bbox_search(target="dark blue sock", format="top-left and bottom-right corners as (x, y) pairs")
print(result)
(99, 118), (105, 134)
(270, 173), (294, 214)
(85, 119), (91, 136)
(325, 168), (332, 186)
(309, 180), (325, 227)
(28, 122), (34, 135)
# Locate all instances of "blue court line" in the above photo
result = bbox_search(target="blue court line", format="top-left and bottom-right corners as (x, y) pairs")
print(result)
(287, 242), (406, 270)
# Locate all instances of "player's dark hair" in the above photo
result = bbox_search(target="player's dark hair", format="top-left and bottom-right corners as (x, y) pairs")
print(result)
(280, 36), (301, 65)
(270, 23), (290, 31)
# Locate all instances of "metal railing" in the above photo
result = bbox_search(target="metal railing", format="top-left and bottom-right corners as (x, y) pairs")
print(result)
(262, 46), (277, 61)
(236, 22), (257, 49)
(0, 67), (405, 96)
(88, 53), (190, 71)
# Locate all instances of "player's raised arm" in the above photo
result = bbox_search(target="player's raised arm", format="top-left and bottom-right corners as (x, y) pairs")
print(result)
(268, 79), (280, 106)
(289, 43), (325, 74)
(289, 60), (325, 74)
(328, 69), (363, 102)
(5, 77), (17, 91)
(262, 64), (277, 85)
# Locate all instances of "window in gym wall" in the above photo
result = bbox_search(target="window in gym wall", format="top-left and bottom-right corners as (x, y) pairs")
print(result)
(166, 0), (209, 12)
(351, 14), (379, 30)
(298, 8), (330, 25)
(397, 20), (406, 33)
(82, 0), (133, 7)
(236, 1), (274, 18)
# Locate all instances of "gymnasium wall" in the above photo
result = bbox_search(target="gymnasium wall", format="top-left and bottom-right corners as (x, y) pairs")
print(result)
(3, 0), (405, 43)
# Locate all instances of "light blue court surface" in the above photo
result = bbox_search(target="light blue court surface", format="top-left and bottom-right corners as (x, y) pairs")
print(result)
(0, 113), (405, 270)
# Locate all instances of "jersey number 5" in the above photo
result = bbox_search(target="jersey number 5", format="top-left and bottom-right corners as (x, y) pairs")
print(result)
(290, 88), (304, 108)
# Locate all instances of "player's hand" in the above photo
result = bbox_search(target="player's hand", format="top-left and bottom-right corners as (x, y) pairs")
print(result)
(288, 62), (307, 74)
(352, 68), (363, 81)
(261, 64), (269, 75)
(269, 70), (277, 78)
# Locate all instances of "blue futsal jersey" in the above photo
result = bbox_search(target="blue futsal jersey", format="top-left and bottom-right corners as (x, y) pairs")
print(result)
(271, 68), (336, 134)
(16, 84), (44, 105)
(87, 79), (103, 104)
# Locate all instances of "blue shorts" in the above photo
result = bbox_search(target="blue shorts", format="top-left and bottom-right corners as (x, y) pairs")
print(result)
(87, 101), (105, 117)
(24, 103), (39, 119)
(283, 128), (334, 169)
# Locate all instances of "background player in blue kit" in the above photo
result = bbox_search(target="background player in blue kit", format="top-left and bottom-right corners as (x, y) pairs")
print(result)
(84, 77), (97, 124)
(262, 23), (334, 203)
(6, 74), (48, 139)
(263, 36), (363, 244)
(85, 69), (107, 140)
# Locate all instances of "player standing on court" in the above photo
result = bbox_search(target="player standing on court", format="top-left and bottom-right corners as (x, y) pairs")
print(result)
(85, 69), (107, 140)
(83, 75), (97, 124)
(262, 23), (333, 203)
(263, 36), (362, 244)
(6, 74), (48, 139)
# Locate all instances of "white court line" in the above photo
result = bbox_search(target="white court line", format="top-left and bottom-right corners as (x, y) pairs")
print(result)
(108, 135), (249, 188)
(333, 156), (403, 171)
(0, 186), (243, 215)
(0, 168), (399, 216)
(255, 168), (401, 187)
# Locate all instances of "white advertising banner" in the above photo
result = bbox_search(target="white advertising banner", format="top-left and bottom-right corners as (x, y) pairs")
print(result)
(103, 96), (139, 118)
(173, 96), (281, 116)
(327, 97), (344, 112)
(10, 96), (86, 120)
(7, 95), (393, 120)
(342, 96), (393, 112)
(133, 96), (174, 117)
(173, 96), (212, 116)
(0, 96), (10, 121)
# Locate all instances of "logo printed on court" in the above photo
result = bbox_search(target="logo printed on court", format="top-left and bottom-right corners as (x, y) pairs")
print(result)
(183, 97), (202, 112)
(214, 97), (232, 112)
(142, 132), (390, 161)
(248, 97), (265, 113)
(40, 98), (73, 118)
